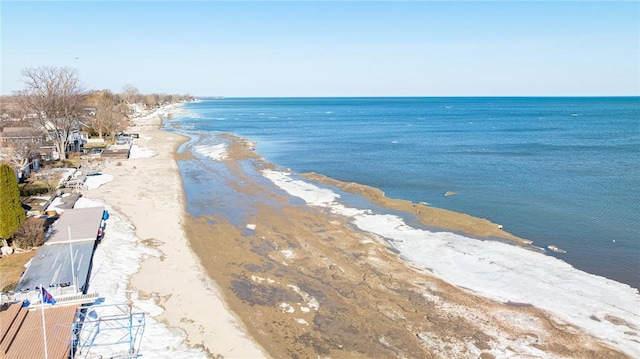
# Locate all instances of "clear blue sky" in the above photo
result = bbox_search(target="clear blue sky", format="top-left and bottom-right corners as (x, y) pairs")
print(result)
(1, 1), (639, 97)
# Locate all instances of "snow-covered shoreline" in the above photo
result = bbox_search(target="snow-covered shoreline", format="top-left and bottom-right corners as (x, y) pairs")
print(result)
(80, 103), (267, 358)
(264, 169), (640, 358)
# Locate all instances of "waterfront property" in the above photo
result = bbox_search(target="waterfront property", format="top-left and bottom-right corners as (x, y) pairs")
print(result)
(15, 206), (106, 295)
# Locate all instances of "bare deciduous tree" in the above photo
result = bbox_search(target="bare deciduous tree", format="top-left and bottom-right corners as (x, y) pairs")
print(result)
(18, 66), (87, 160)
(2, 127), (46, 175)
(121, 84), (140, 104)
(13, 217), (47, 249)
(86, 90), (127, 139)
(0, 95), (28, 127)
(144, 93), (160, 109)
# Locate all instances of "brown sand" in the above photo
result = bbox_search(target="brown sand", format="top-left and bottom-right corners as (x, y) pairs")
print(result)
(302, 172), (529, 244)
(182, 135), (629, 358)
(89, 107), (630, 358)
(85, 110), (267, 358)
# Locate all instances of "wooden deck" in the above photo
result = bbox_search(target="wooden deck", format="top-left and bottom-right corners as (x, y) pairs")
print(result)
(0, 302), (80, 359)
(101, 143), (131, 159)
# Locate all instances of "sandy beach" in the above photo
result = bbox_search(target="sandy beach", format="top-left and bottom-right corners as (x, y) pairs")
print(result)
(81, 104), (636, 359)
(85, 107), (268, 358)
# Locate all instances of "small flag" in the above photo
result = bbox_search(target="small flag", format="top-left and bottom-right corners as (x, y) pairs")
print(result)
(41, 287), (56, 305)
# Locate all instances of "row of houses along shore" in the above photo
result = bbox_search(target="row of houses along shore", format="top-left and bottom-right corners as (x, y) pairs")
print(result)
(0, 102), (147, 181)
(1, 160), (146, 359)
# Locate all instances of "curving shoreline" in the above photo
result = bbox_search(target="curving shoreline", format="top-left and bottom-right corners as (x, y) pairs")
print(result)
(177, 130), (634, 358)
(85, 103), (637, 358)
(85, 106), (268, 358)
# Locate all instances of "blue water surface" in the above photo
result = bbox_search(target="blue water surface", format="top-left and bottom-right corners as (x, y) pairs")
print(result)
(175, 97), (640, 289)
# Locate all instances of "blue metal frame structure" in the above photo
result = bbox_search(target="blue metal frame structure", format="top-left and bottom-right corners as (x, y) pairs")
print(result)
(71, 302), (145, 359)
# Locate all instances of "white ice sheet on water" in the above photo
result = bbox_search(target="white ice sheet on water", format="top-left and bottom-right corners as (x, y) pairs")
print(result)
(262, 169), (640, 358)
(193, 143), (227, 161)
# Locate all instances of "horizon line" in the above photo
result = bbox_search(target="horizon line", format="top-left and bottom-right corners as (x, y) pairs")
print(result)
(195, 95), (640, 99)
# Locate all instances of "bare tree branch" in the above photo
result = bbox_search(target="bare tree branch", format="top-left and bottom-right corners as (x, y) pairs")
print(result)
(1, 127), (46, 173)
(18, 66), (87, 160)
(86, 90), (128, 139)
(121, 84), (140, 104)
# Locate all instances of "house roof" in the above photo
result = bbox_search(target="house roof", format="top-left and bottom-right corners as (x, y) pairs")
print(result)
(0, 302), (80, 359)
(1, 127), (37, 134)
(45, 207), (105, 245)
(0, 127), (45, 138)
(14, 241), (96, 292)
(14, 206), (105, 293)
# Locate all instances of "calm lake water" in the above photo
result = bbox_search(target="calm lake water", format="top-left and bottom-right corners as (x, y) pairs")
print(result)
(174, 97), (640, 290)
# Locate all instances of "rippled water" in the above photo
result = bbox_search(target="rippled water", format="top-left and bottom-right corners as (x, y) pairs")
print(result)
(173, 97), (640, 289)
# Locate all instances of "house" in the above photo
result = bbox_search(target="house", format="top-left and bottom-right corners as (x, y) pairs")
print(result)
(40, 118), (86, 153)
(0, 127), (47, 143)
(125, 103), (145, 116)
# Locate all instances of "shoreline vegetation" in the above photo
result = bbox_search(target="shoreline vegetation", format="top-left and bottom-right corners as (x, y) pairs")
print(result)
(85, 103), (632, 358)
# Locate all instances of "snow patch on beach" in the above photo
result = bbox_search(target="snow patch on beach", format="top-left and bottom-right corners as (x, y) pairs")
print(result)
(251, 275), (275, 284)
(131, 291), (165, 317)
(288, 284), (320, 311)
(131, 102), (197, 123)
(129, 143), (156, 159)
(84, 174), (114, 189)
(159, 105), (193, 119)
(264, 170), (346, 209)
(42, 174), (112, 213)
(263, 169), (640, 358)
(279, 302), (295, 313)
(193, 143), (227, 161)
(75, 197), (207, 358)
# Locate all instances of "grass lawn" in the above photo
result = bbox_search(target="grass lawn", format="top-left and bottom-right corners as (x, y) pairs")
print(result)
(0, 251), (37, 292)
